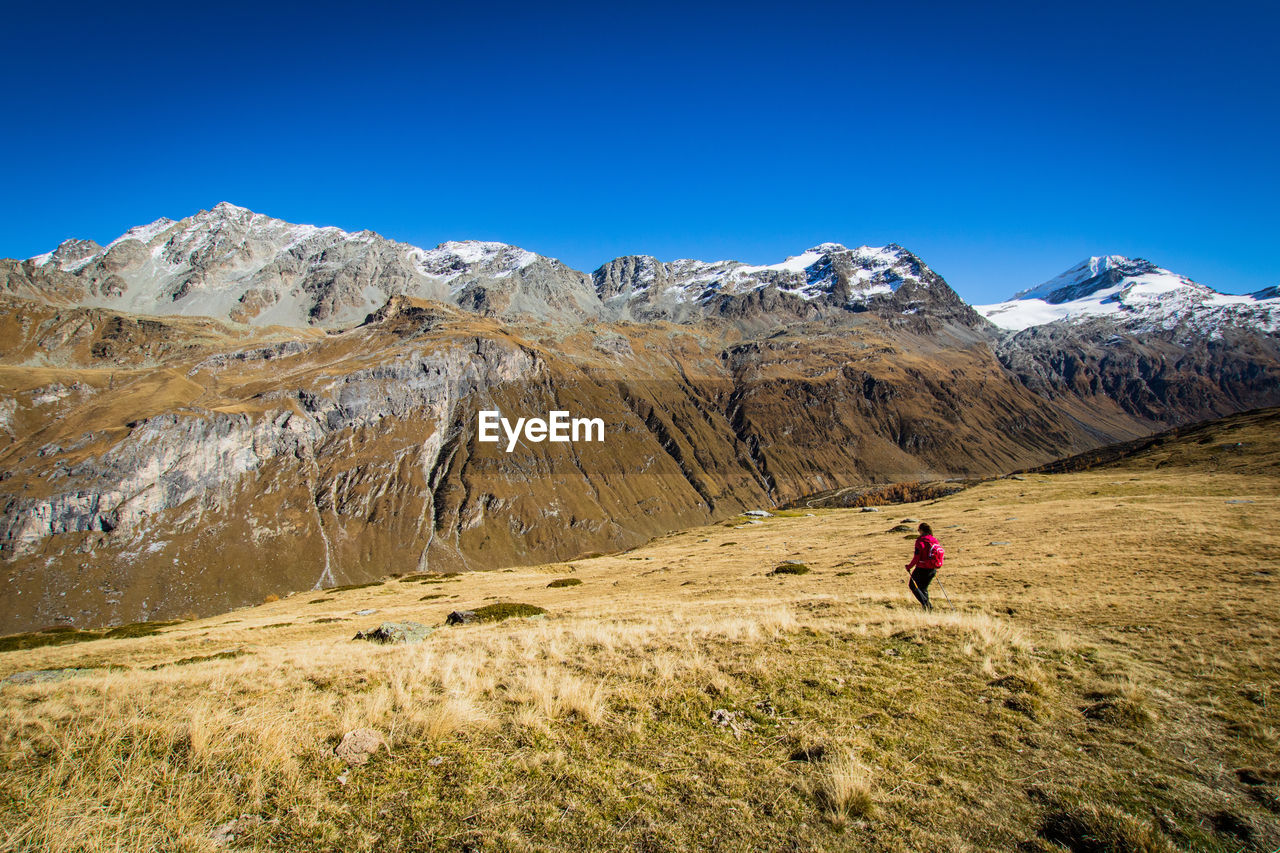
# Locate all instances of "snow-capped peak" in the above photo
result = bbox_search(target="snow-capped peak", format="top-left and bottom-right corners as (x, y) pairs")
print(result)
(1011, 255), (1167, 303)
(411, 240), (540, 282)
(977, 256), (1280, 335)
(591, 242), (934, 310)
(108, 216), (178, 248)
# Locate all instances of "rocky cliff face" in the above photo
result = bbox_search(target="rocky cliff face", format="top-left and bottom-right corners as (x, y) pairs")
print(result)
(2, 210), (1277, 633)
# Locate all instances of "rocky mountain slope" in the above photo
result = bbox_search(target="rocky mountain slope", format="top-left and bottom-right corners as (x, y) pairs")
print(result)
(1, 208), (1276, 632)
(593, 243), (984, 327)
(977, 256), (1280, 425)
(11, 202), (599, 327)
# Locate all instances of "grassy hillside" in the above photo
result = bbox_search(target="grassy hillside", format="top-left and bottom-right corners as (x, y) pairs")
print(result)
(0, 410), (1277, 851)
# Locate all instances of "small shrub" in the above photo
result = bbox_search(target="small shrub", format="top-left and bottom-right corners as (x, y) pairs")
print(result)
(262, 594), (280, 603)
(0, 626), (92, 653)
(547, 578), (582, 588)
(471, 602), (547, 623)
(770, 562), (810, 576)
(420, 594), (446, 601)
(324, 582), (384, 593)
(102, 621), (180, 640)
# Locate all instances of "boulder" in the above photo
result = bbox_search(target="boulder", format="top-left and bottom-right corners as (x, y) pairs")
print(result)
(353, 621), (433, 644)
(335, 728), (384, 766)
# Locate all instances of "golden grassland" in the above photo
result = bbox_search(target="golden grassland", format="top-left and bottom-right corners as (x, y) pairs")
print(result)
(1, 420), (1278, 851)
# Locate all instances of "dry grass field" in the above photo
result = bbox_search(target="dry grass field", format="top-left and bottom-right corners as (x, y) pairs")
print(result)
(1, 410), (1277, 851)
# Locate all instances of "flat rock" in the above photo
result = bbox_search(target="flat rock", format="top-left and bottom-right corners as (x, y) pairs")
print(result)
(353, 621), (433, 645)
(860, 507), (880, 512)
(2, 668), (96, 686)
(210, 815), (272, 847)
(744, 510), (772, 517)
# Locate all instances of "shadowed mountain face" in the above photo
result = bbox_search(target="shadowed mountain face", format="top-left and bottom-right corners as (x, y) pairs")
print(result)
(1, 208), (1277, 632)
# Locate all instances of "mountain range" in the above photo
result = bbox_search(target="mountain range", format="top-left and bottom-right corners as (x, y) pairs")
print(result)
(1, 203), (1276, 632)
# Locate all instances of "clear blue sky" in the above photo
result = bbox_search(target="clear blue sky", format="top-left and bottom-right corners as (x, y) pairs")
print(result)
(2, 0), (1276, 303)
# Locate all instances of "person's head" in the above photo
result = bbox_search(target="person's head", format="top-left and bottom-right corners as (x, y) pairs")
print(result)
(918, 522), (932, 536)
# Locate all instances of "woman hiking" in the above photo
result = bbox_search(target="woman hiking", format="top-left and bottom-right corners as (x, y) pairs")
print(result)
(905, 522), (944, 611)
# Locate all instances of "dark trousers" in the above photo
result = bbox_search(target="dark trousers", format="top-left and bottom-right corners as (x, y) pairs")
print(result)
(909, 567), (937, 610)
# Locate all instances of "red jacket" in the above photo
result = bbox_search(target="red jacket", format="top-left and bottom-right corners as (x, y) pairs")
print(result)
(907, 534), (941, 570)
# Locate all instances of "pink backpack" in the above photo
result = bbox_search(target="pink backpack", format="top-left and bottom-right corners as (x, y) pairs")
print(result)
(928, 540), (945, 569)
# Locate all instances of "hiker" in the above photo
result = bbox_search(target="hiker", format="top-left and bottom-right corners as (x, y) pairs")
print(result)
(905, 522), (944, 611)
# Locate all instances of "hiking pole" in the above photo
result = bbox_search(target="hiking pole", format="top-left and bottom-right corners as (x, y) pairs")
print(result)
(935, 578), (955, 611)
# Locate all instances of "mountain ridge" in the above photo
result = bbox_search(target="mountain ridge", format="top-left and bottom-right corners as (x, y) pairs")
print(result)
(1, 204), (1277, 632)
(17, 204), (1277, 338)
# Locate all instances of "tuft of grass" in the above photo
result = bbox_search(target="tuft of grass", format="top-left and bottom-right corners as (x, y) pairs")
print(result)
(419, 594), (446, 601)
(149, 650), (245, 669)
(770, 562), (810, 576)
(1083, 696), (1156, 729)
(547, 578), (582, 588)
(1039, 801), (1177, 852)
(991, 673), (1046, 696)
(812, 750), (873, 826)
(1082, 681), (1156, 729)
(1004, 693), (1051, 721)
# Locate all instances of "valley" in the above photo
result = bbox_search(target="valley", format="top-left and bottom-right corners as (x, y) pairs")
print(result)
(0, 407), (1275, 851)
